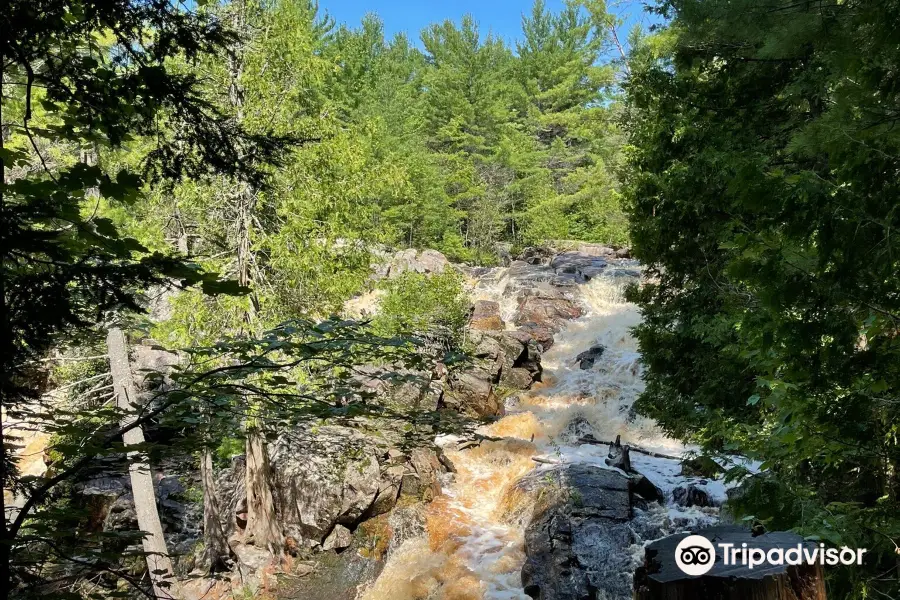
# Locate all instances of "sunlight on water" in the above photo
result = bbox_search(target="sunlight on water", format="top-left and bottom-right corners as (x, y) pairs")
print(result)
(361, 266), (714, 600)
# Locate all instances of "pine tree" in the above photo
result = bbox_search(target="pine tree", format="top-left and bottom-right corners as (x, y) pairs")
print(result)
(516, 0), (626, 246)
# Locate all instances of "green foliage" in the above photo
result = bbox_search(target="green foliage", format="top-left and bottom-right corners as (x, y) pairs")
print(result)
(624, 1), (900, 597)
(3, 0), (634, 595)
(373, 271), (470, 345)
(2, 0), (290, 595)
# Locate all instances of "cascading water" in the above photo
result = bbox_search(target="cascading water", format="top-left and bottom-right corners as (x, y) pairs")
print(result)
(361, 261), (727, 600)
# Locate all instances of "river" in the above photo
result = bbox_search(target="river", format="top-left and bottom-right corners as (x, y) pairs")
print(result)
(361, 261), (727, 600)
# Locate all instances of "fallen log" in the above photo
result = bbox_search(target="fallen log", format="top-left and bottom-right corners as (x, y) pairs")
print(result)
(578, 434), (680, 461)
(633, 526), (827, 600)
(455, 433), (507, 452)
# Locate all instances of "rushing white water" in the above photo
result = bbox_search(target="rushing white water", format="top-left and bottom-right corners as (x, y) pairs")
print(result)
(361, 263), (726, 600)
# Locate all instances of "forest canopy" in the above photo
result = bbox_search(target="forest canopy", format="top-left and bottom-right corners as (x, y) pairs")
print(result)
(2, 0), (898, 599)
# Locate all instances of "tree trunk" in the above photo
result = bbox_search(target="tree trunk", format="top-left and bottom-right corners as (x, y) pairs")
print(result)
(633, 527), (827, 600)
(225, 0), (280, 557)
(634, 564), (826, 600)
(107, 328), (182, 600)
(200, 448), (231, 572)
(243, 429), (282, 554)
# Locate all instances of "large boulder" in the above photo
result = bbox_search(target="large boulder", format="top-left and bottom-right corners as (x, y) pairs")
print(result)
(574, 344), (605, 369)
(216, 427), (447, 553)
(469, 300), (504, 331)
(514, 290), (583, 332)
(509, 464), (638, 600)
(442, 367), (502, 417)
(322, 524), (353, 551)
(268, 428), (387, 544)
(440, 328), (544, 418)
(353, 366), (441, 412)
(672, 483), (715, 508)
(550, 251), (608, 281)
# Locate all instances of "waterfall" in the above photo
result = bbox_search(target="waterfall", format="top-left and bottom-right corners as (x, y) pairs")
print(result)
(361, 263), (730, 600)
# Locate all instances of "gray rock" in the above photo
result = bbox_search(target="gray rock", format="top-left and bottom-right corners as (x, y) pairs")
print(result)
(442, 368), (502, 417)
(632, 474), (665, 504)
(399, 472), (422, 498)
(506, 261), (557, 287)
(231, 543), (273, 571)
(322, 524), (353, 551)
(672, 484), (714, 508)
(442, 326), (543, 416)
(213, 427), (448, 557)
(560, 415), (595, 443)
(338, 454), (381, 525)
(385, 248), (449, 278)
(218, 427), (392, 547)
(500, 367), (535, 390)
(516, 247), (556, 266)
(517, 464), (636, 600)
(574, 344), (605, 369)
(550, 251), (608, 281)
(409, 448), (443, 501)
(605, 267), (641, 279)
(507, 325), (555, 351)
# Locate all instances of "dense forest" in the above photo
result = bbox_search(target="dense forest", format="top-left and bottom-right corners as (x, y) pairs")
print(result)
(2, 1), (898, 600)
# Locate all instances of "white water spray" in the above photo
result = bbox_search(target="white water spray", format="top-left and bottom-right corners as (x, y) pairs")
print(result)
(362, 265), (726, 600)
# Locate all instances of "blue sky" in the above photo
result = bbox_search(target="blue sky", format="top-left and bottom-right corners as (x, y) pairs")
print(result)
(317, 0), (663, 53)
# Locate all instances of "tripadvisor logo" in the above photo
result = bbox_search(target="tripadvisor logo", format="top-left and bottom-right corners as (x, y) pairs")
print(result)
(675, 536), (717, 576)
(674, 534), (867, 577)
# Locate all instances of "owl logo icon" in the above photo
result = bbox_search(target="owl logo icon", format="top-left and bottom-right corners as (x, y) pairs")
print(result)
(675, 535), (716, 576)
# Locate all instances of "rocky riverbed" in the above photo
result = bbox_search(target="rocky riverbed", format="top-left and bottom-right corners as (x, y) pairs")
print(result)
(57, 245), (740, 600)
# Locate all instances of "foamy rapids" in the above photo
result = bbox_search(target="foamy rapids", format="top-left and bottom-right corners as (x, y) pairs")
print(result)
(360, 263), (731, 600)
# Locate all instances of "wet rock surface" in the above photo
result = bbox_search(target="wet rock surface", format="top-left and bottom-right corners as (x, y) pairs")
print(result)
(469, 299), (504, 331)
(517, 464), (637, 600)
(672, 483), (716, 508)
(550, 251), (608, 281)
(575, 344), (605, 369)
(214, 426), (448, 557)
(514, 290), (583, 331)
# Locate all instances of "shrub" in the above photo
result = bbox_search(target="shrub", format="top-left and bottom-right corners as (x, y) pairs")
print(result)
(373, 269), (470, 346)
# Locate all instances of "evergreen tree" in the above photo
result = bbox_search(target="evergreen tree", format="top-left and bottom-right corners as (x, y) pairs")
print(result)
(625, 1), (900, 597)
(420, 16), (520, 261)
(516, 0), (626, 246)
(1, 0), (291, 594)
